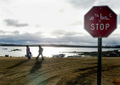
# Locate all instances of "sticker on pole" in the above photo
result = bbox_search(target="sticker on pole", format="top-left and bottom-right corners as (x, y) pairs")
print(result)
(84, 6), (117, 37)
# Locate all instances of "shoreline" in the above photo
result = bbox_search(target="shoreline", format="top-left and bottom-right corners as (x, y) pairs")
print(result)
(0, 44), (120, 48)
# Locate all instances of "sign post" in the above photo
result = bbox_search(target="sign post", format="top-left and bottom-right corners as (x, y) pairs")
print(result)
(97, 37), (102, 85)
(84, 6), (117, 85)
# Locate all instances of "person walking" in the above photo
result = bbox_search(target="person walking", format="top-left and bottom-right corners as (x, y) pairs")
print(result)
(36, 45), (44, 60)
(26, 45), (31, 60)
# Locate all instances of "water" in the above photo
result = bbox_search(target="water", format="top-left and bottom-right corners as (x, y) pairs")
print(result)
(0, 46), (119, 57)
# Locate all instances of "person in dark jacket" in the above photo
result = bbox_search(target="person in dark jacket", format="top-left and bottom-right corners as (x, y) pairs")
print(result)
(36, 45), (44, 60)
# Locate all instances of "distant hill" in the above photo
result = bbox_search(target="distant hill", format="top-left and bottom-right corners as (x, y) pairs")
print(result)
(0, 44), (120, 48)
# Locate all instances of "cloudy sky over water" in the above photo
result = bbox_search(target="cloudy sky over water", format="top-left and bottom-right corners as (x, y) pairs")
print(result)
(0, 0), (120, 46)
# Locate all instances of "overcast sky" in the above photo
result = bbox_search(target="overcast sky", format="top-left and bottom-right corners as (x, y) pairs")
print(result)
(0, 0), (120, 46)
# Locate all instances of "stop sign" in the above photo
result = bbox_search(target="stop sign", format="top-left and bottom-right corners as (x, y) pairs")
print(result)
(84, 6), (117, 37)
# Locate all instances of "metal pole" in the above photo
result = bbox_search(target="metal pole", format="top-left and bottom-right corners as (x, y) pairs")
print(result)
(97, 37), (102, 85)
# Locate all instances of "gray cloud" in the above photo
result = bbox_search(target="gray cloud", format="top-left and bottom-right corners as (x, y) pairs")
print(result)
(0, 31), (42, 44)
(0, 30), (6, 34)
(59, 9), (65, 12)
(4, 19), (29, 27)
(11, 31), (20, 35)
(66, 0), (96, 9)
(118, 14), (120, 25)
(35, 24), (41, 27)
(0, 30), (119, 46)
(0, 30), (20, 35)
(51, 30), (85, 38)
(93, 0), (120, 8)
(69, 20), (83, 25)
(102, 34), (120, 45)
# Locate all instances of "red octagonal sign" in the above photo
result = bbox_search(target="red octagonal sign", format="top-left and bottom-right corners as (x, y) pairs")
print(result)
(84, 6), (117, 37)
